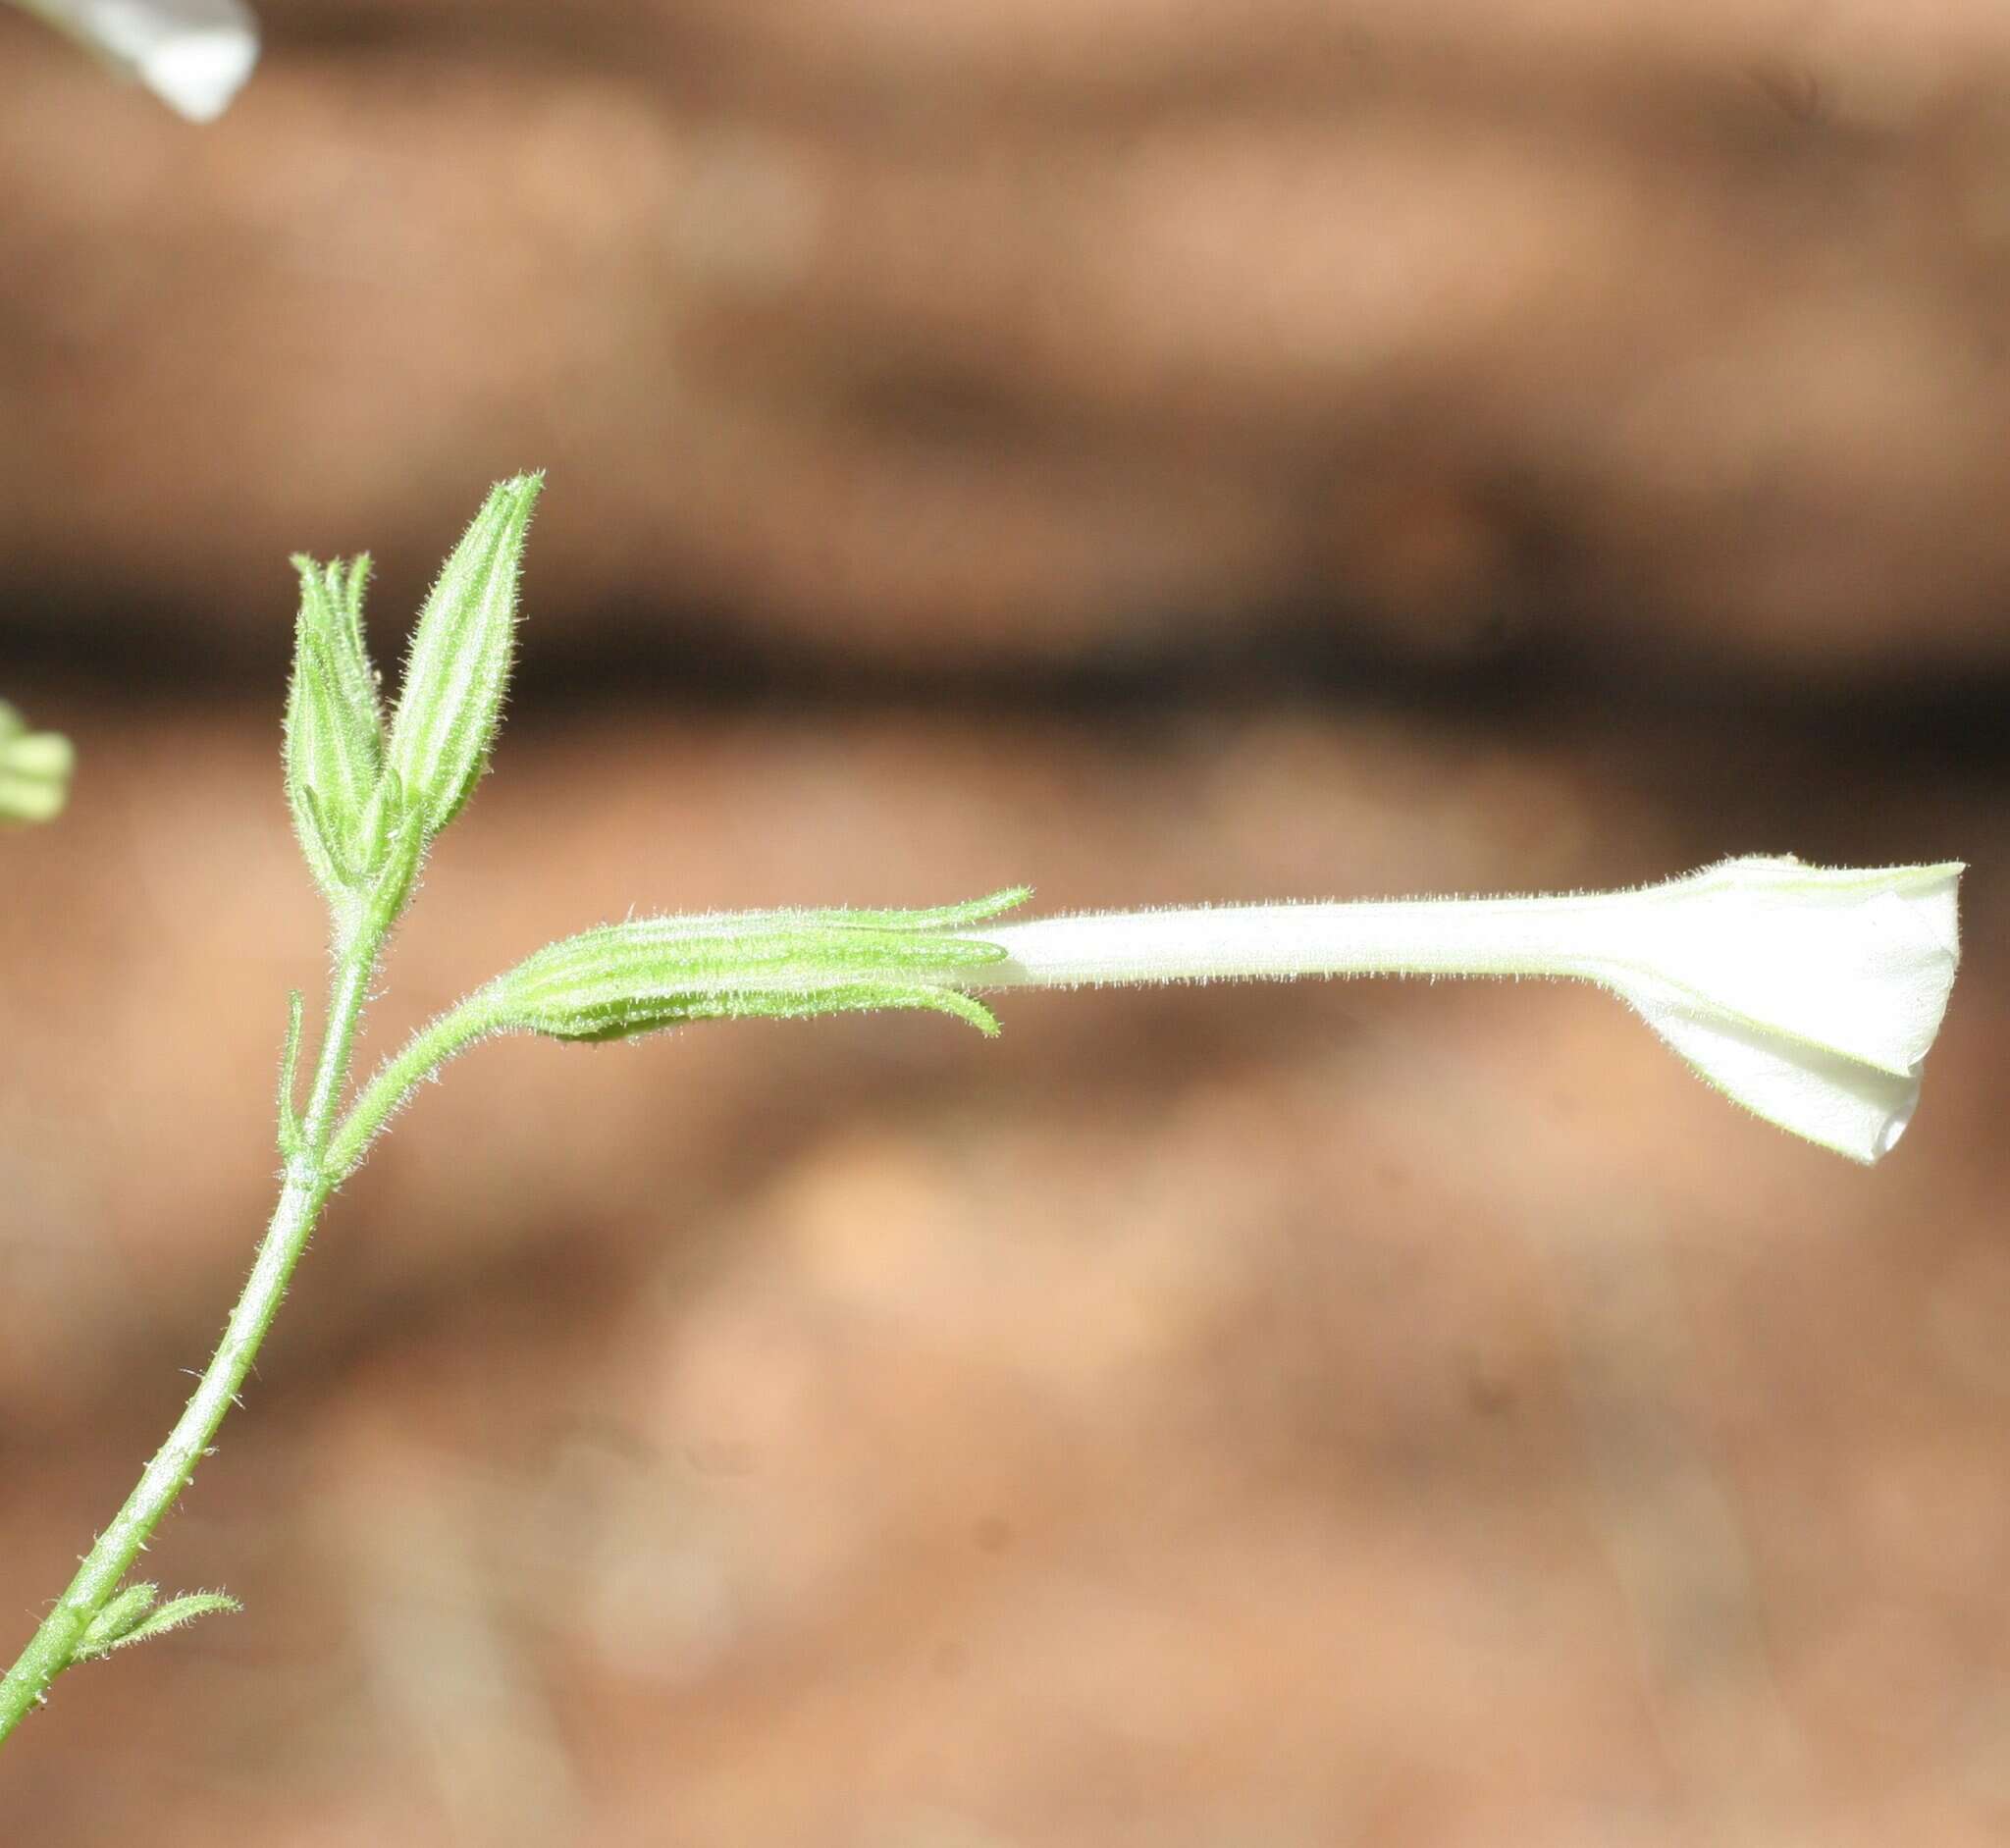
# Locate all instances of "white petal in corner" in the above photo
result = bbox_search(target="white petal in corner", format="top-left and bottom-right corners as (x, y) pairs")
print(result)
(24, 0), (258, 121)
(1561, 858), (1964, 1164)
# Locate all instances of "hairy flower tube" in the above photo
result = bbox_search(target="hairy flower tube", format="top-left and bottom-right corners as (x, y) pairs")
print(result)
(10, 0), (257, 121)
(972, 857), (1964, 1164)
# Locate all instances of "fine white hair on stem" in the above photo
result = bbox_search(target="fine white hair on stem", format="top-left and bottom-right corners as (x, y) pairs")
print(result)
(974, 857), (1964, 1165)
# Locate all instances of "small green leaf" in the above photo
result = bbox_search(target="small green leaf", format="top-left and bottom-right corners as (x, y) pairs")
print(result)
(482, 889), (1031, 1046)
(0, 700), (74, 824)
(107, 1593), (241, 1653)
(73, 1584), (157, 1661)
(72, 1587), (239, 1662)
(285, 554), (385, 899)
(386, 473), (543, 841)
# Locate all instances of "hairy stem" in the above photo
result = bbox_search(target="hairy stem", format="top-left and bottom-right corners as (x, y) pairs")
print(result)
(0, 938), (383, 1743)
(325, 988), (499, 1182)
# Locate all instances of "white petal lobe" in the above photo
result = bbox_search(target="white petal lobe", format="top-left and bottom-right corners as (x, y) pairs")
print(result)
(30, 0), (259, 121)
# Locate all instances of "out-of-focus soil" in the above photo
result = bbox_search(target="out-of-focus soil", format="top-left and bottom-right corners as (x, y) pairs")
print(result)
(4, 1), (2010, 675)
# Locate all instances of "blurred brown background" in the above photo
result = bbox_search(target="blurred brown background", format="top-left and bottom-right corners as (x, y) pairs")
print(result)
(1, 3), (2007, 1843)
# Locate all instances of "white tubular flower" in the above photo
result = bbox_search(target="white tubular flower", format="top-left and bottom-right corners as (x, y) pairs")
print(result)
(976, 857), (1964, 1165)
(13, 0), (258, 122)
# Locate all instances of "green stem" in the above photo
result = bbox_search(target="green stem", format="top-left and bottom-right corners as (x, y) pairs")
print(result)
(0, 942), (382, 1744)
(324, 989), (499, 1183)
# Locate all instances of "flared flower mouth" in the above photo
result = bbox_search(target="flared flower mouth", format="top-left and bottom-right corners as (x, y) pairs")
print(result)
(15, 0), (258, 121)
(1554, 857), (1964, 1163)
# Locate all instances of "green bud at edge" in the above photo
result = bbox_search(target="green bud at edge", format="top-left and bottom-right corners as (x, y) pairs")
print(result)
(0, 701), (74, 825)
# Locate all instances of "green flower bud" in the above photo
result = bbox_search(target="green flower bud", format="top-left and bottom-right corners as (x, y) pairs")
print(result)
(386, 473), (542, 842)
(284, 554), (383, 898)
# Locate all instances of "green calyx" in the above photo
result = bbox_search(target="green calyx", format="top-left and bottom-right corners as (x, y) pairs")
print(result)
(484, 888), (1033, 1043)
(325, 889), (1031, 1182)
